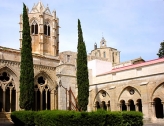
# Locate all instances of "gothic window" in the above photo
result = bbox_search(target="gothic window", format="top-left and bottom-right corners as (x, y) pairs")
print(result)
(31, 20), (38, 34)
(44, 22), (50, 36)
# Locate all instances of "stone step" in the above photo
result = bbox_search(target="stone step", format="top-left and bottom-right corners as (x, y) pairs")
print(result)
(0, 118), (12, 123)
(0, 112), (11, 122)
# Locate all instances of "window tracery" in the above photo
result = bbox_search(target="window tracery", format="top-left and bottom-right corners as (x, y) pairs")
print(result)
(44, 21), (50, 36)
(31, 20), (38, 35)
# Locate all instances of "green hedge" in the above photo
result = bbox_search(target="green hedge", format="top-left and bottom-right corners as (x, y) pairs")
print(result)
(11, 110), (35, 126)
(11, 110), (143, 126)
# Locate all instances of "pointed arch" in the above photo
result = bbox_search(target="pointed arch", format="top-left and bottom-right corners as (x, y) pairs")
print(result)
(44, 19), (51, 36)
(34, 71), (56, 90)
(151, 82), (164, 101)
(30, 19), (38, 35)
(118, 86), (141, 103)
(93, 89), (110, 104)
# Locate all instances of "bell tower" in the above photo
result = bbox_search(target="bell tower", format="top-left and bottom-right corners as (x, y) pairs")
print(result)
(100, 37), (107, 48)
(19, 1), (59, 56)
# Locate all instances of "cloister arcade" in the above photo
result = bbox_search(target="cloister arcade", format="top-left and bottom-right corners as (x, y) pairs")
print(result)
(93, 84), (164, 120)
(0, 67), (58, 112)
(0, 68), (16, 112)
(34, 72), (57, 111)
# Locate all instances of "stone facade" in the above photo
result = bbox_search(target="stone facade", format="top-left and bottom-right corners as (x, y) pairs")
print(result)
(0, 1), (164, 123)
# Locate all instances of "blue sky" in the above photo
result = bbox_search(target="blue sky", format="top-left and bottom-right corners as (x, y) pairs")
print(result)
(0, 0), (164, 62)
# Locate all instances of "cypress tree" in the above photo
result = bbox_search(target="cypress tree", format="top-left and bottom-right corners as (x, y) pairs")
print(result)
(19, 3), (34, 110)
(77, 19), (89, 111)
(157, 41), (164, 58)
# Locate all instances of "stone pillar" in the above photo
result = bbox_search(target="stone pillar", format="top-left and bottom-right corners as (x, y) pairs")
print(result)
(54, 90), (57, 110)
(135, 103), (139, 111)
(120, 103), (122, 111)
(3, 90), (5, 112)
(9, 87), (12, 112)
(45, 89), (48, 110)
(40, 90), (43, 110)
(34, 89), (38, 111)
(162, 102), (164, 118)
(151, 102), (156, 118)
(106, 103), (109, 111)
(126, 103), (129, 111)
(93, 103), (97, 111)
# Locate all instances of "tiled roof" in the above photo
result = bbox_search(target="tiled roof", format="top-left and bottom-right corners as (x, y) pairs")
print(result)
(98, 58), (164, 76)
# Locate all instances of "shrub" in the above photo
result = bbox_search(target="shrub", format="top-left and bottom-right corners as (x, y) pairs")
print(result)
(11, 110), (35, 126)
(122, 111), (143, 126)
(11, 110), (143, 126)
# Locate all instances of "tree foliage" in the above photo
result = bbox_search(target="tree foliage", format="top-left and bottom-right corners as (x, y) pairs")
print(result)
(77, 19), (89, 111)
(157, 41), (164, 58)
(19, 3), (34, 110)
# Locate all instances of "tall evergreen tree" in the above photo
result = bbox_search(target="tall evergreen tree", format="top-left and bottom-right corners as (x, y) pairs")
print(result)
(157, 41), (164, 58)
(77, 19), (89, 111)
(19, 3), (34, 110)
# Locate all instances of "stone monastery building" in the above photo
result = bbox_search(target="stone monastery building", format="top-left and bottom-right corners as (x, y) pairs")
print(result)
(0, 1), (164, 122)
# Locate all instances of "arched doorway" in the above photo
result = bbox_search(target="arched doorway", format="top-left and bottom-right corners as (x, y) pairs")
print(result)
(154, 98), (163, 118)
(129, 100), (135, 111)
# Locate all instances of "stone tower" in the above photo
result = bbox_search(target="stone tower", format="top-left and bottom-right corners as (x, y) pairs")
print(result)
(89, 37), (120, 64)
(19, 1), (59, 56)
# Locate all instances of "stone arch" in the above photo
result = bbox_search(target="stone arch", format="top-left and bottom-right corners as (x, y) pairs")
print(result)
(29, 17), (39, 25)
(93, 89), (109, 104)
(0, 66), (18, 90)
(44, 18), (52, 24)
(151, 82), (164, 101)
(93, 89), (111, 111)
(153, 97), (163, 118)
(34, 71), (56, 90)
(0, 66), (17, 112)
(34, 71), (56, 110)
(118, 86), (141, 103)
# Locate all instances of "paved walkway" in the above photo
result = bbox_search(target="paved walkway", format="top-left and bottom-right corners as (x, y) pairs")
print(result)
(0, 122), (14, 126)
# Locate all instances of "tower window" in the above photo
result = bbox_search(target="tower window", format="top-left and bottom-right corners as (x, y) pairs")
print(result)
(67, 55), (70, 62)
(31, 20), (38, 34)
(44, 22), (50, 36)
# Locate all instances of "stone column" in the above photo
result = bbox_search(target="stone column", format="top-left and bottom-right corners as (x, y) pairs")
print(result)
(106, 103), (109, 111)
(54, 90), (57, 110)
(151, 102), (156, 118)
(162, 102), (164, 118)
(45, 89), (48, 110)
(120, 103), (122, 111)
(93, 103), (97, 111)
(135, 103), (139, 111)
(126, 103), (129, 111)
(34, 89), (38, 111)
(3, 89), (5, 112)
(40, 89), (43, 110)
(9, 87), (12, 112)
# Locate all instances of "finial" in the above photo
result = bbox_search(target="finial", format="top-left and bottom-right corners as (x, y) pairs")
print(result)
(102, 32), (103, 38)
